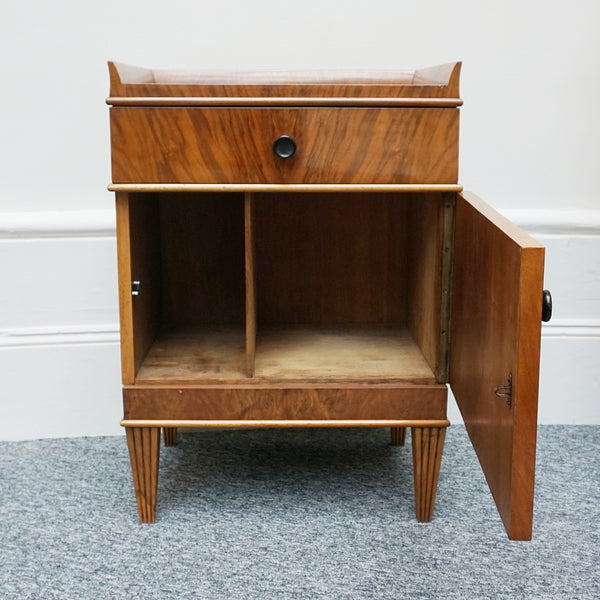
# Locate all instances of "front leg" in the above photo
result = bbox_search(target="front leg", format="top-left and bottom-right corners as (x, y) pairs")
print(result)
(411, 426), (446, 522)
(125, 427), (160, 523)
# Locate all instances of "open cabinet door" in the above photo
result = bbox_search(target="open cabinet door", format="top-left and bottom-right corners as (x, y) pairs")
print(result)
(450, 192), (545, 540)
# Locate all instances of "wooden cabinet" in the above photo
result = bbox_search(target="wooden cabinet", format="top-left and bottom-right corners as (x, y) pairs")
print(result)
(107, 61), (548, 540)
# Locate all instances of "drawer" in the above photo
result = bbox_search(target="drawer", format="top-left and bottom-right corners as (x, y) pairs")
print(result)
(110, 107), (458, 185)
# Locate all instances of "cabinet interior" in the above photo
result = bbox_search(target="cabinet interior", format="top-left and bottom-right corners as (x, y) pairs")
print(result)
(126, 192), (448, 385)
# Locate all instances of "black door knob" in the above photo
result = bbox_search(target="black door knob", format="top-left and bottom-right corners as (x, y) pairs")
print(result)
(542, 289), (552, 322)
(273, 135), (296, 159)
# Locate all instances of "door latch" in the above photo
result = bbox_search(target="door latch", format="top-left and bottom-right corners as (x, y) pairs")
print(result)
(494, 373), (513, 408)
(131, 280), (141, 296)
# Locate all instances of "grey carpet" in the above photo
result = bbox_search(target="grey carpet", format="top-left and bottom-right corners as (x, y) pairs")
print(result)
(1, 425), (598, 599)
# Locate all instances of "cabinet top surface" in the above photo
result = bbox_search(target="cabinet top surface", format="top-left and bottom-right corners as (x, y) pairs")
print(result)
(107, 61), (462, 106)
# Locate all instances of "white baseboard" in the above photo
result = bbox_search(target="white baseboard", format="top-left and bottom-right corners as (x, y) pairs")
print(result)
(0, 209), (115, 238)
(1, 208), (599, 439)
(2, 207), (599, 238)
(0, 324), (119, 348)
(1, 342), (123, 440)
(499, 208), (600, 236)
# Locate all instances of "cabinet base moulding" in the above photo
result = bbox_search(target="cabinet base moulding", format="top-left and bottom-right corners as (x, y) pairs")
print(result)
(122, 419), (451, 429)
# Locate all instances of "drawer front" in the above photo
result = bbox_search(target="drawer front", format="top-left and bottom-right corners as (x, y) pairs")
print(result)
(110, 107), (458, 184)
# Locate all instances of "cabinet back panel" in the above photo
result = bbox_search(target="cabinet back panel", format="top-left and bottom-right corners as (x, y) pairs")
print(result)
(159, 194), (245, 325)
(253, 194), (408, 325)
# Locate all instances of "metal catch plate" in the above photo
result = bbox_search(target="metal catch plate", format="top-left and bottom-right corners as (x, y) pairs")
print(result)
(494, 373), (513, 408)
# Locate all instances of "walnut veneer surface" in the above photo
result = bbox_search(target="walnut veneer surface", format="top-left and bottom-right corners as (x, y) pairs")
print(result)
(110, 107), (459, 184)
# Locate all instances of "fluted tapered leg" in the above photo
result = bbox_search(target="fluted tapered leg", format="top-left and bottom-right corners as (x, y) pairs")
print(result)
(163, 427), (178, 446)
(126, 427), (160, 523)
(411, 426), (446, 522)
(390, 426), (407, 446)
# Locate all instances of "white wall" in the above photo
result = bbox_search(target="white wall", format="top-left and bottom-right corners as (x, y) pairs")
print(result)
(1, 1), (599, 439)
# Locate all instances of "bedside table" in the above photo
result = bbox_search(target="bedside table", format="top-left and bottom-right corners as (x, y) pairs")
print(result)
(107, 62), (550, 540)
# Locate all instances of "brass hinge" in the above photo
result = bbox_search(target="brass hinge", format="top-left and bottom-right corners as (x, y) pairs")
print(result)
(494, 373), (513, 408)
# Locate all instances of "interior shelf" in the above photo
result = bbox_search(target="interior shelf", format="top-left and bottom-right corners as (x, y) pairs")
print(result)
(136, 326), (246, 384)
(254, 326), (436, 384)
(135, 325), (436, 385)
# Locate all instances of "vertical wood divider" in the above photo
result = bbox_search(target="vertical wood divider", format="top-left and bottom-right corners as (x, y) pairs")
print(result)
(245, 192), (257, 377)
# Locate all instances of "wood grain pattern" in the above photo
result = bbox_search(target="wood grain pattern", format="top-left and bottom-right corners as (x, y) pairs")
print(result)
(125, 427), (160, 523)
(406, 194), (445, 378)
(412, 426), (446, 522)
(110, 107), (459, 184)
(245, 193), (256, 377)
(135, 326), (435, 385)
(391, 426), (407, 446)
(116, 193), (161, 382)
(128, 195), (161, 377)
(115, 193), (135, 383)
(123, 385), (448, 422)
(158, 194), (245, 326)
(108, 184), (463, 193)
(107, 97), (464, 108)
(253, 193), (408, 326)
(253, 327), (435, 384)
(108, 61), (461, 101)
(123, 419), (451, 429)
(135, 326), (246, 383)
(437, 195), (456, 383)
(450, 192), (544, 540)
(162, 427), (177, 446)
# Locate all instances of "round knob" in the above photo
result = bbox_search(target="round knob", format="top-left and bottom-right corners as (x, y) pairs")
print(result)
(542, 289), (552, 322)
(273, 135), (296, 159)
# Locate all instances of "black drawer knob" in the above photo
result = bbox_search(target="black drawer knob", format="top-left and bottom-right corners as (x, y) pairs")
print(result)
(273, 135), (296, 159)
(542, 289), (552, 322)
